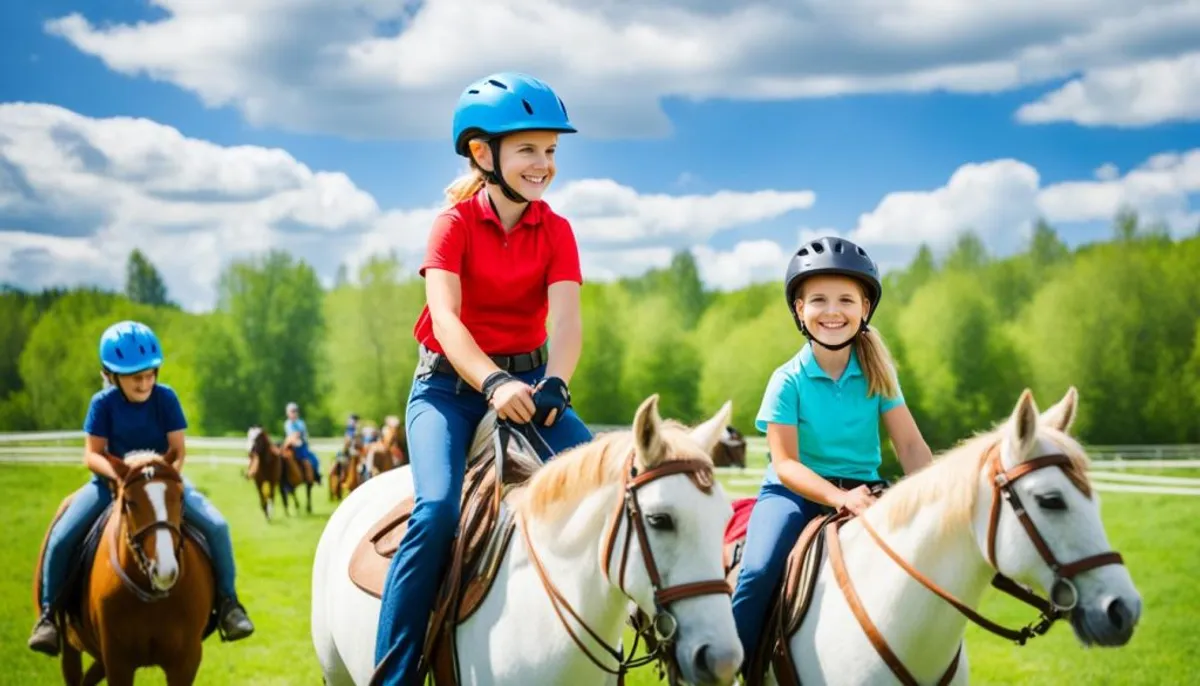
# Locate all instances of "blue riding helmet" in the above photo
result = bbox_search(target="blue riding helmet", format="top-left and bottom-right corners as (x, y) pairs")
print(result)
(99, 320), (164, 374)
(452, 72), (576, 156)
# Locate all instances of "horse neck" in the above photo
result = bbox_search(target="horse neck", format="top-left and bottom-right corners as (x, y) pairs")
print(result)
(511, 483), (632, 666)
(840, 473), (997, 676)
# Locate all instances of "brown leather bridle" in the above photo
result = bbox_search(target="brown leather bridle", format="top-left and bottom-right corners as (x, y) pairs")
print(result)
(829, 443), (1126, 686)
(519, 451), (733, 685)
(109, 463), (185, 603)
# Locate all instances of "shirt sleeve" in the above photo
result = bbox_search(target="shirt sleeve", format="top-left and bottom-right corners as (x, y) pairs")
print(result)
(159, 386), (188, 432)
(546, 216), (583, 286)
(83, 393), (111, 438)
(754, 368), (800, 433)
(419, 212), (467, 277)
(880, 378), (906, 414)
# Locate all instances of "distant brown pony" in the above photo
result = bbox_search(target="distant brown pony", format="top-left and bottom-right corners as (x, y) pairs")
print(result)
(367, 415), (407, 476)
(246, 425), (286, 521)
(279, 433), (315, 514)
(711, 425), (748, 468)
(34, 453), (215, 686)
(329, 433), (364, 502)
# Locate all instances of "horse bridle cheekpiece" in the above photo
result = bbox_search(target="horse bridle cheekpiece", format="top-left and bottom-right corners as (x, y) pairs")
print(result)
(113, 463), (184, 602)
(519, 449), (731, 685)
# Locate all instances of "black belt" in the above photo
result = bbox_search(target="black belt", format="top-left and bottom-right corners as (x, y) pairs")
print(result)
(419, 343), (548, 377)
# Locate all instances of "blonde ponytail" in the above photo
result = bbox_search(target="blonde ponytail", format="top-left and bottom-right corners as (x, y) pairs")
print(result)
(856, 325), (900, 400)
(443, 165), (486, 206)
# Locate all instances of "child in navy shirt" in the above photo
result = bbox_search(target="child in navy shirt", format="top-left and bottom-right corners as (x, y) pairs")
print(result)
(29, 321), (255, 656)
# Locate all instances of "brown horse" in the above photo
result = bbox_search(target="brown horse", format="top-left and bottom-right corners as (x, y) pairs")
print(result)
(711, 424), (748, 468)
(279, 433), (315, 514)
(329, 433), (364, 502)
(246, 426), (284, 521)
(368, 415), (407, 476)
(34, 453), (215, 686)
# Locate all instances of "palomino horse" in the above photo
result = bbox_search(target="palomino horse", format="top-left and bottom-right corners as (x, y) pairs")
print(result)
(311, 395), (744, 685)
(34, 453), (215, 686)
(246, 425), (283, 521)
(737, 388), (1142, 685)
(279, 433), (316, 514)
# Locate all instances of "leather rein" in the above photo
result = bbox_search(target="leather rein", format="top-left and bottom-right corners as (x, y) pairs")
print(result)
(826, 444), (1126, 686)
(518, 451), (732, 685)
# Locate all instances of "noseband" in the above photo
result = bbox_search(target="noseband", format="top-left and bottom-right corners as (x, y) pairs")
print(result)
(519, 451), (731, 685)
(110, 464), (185, 602)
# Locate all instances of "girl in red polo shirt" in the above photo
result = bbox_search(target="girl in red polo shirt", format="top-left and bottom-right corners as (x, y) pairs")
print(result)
(372, 72), (594, 685)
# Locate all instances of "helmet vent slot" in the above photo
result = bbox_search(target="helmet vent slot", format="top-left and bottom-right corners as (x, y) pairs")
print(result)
(487, 79), (509, 90)
(522, 99), (534, 115)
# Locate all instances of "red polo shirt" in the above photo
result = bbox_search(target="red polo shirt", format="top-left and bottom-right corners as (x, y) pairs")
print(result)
(412, 189), (583, 355)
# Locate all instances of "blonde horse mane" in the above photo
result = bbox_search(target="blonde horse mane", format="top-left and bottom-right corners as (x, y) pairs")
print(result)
(516, 419), (715, 523)
(874, 420), (1092, 537)
(122, 450), (171, 471)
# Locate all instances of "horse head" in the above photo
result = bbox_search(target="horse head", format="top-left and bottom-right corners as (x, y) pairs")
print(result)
(979, 387), (1142, 647)
(109, 452), (186, 593)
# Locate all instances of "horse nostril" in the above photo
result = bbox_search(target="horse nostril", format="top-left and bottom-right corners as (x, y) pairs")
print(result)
(693, 644), (713, 680)
(1105, 596), (1131, 632)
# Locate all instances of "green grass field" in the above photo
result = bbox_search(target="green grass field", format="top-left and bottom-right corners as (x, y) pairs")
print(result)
(1, 457), (1196, 685)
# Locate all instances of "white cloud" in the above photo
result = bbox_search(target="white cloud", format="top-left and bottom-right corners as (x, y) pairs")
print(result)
(0, 104), (818, 310)
(846, 149), (1200, 264)
(692, 240), (789, 291)
(1094, 163), (1120, 181)
(1016, 52), (1200, 127)
(43, 0), (1200, 140)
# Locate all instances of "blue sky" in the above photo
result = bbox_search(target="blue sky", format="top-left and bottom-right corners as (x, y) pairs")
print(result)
(1, 0), (1198, 311)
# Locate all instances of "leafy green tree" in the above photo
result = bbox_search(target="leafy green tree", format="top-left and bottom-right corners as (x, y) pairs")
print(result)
(124, 249), (173, 308)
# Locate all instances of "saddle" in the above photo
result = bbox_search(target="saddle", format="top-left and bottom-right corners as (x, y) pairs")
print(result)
(722, 505), (850, 686)
(35, 488), (219, 640)
(352, 423), (543, 685)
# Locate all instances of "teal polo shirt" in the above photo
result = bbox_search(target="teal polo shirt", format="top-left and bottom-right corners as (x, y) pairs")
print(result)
(755, 343), (905, 486)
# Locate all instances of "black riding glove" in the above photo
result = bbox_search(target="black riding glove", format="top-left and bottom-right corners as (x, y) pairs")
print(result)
(532, 376), (571, 426)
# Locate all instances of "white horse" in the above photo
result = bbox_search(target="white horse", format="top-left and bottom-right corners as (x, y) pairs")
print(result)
(768, 387), (1142, 685)
(312, 394), (744, 685)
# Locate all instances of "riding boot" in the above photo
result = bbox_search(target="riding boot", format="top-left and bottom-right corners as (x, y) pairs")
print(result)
(27, 605), (61, 656)
(217, 596), (255, 642)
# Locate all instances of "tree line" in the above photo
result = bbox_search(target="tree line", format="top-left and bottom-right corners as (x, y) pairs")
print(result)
(3, 216), (1199, 476)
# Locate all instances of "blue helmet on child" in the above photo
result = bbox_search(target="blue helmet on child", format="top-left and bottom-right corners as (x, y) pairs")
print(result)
(99, 320), (163, 374)
(452, 72), (576, 157)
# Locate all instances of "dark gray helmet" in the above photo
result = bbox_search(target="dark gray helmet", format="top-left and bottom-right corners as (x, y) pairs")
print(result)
(784, 236), (883, 324)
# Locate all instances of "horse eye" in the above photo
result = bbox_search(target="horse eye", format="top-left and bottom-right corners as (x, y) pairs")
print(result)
(646, 513), (675, 531)
(1034, 492), (1067, 511)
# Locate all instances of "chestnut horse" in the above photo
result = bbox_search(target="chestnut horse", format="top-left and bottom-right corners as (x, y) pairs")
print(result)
(711, 425), (748, 468)
(279, 433), (315, 514)
(366, 415), (407, 476)
(34, 453), (215, 686)
(246, 426), (283, 521)
(329, 433), (364, 503)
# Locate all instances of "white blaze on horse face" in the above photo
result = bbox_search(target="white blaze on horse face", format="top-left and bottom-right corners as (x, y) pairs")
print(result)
(633, 475), (742, 686)
(143, 482), (180, 591)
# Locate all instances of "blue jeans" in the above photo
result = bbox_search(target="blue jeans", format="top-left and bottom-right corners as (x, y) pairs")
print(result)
(730, 483), (823, 662)
(372, 365), (594, 686)
(293, 443), (322, 485)
(41, 475), (241, 607)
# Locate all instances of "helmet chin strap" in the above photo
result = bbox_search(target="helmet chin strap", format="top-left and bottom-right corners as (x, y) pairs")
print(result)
(482, 138), (528, 204)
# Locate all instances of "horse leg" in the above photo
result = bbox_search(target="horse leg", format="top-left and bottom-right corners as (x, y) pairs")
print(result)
(95, 658), (132, 686)
(164, 649), (202, 686)
(305, 482), (313, 514)
(80, 660), (106, 686)
(60, 641), (83, 685)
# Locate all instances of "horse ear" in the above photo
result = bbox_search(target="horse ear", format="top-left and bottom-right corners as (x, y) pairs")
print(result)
(1007, 388), (1040, 462)
(1039, 386), (1079, 434)
(632, 394), (667, 468)
(689, 400), (733, 457)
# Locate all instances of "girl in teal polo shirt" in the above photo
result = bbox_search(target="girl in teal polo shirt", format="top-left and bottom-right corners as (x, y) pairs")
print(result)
(731, 236), (934, 667)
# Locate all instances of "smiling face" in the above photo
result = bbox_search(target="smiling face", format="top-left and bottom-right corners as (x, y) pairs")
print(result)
(795, 274), (870, 347)
(471, 130), (559, 201)
(114, 368), (157, 402)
